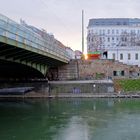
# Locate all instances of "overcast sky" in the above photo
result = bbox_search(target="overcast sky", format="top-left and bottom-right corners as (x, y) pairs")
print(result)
(0, 0), (140, 51)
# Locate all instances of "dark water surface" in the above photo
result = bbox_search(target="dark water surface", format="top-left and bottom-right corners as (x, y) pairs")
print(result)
(0, 98), (140, 140)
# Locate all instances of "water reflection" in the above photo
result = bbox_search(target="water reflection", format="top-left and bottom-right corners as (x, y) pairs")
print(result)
(0, 98), (140, 140)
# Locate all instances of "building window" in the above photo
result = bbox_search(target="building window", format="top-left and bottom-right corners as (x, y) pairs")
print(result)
(112, 53), (115, 59)
(121, 71), (125, 76)
(112, 30), (114, 34)
(120, 53), (123, 60)
(123, 22), (127, 25)
(124, 37), (127, 42)
(112, 37), (114, 41)
(128, 53), (131, 60)
(131, 30), (135, 34)
(113, 71), (117, 76)
(108, 37), (110, 42)
(107, 30), (110, 34)
(88, 37), (90, 42)
(121, 37), (124, 41)
(113, 71), (125, 76)
(135, 53), (138, 60)
(117, 22), (120, 25)
(116, 30), (119, 34)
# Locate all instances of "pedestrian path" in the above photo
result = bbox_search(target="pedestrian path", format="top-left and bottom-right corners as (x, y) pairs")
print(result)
(0, 92), (140, 98)
(49, 79), (113, 84)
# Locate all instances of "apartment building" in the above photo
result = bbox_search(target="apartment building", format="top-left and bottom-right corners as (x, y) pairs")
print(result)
(87, 18), (140, 66)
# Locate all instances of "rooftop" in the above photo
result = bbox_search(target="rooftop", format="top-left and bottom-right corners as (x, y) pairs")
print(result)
(88, 18), (140, 27)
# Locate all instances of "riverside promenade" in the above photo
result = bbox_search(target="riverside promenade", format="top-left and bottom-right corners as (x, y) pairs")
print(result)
(48, 79), (113, 84)
(0, 93), (140, 98)
(0, 80), (140, 98)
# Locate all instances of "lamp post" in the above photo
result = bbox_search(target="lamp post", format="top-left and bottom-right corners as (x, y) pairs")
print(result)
(93, 84), (96, 93)
(82, 10), (84, 54)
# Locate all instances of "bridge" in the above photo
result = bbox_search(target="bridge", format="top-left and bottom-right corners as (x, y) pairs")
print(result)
(0, 14), (70, 79)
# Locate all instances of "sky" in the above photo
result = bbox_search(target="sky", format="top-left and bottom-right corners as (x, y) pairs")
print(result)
(0, 0), (140, 51)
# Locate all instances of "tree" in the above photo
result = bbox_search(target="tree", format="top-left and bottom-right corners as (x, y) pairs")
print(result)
(87, 33), (103, 52)
(118, 31), (140, 47)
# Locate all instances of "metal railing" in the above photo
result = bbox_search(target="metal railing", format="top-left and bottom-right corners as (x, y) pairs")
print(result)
(0, 14), (70, 61)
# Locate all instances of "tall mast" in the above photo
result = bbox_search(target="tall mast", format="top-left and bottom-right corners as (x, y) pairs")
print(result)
(82, 10), (84, 54)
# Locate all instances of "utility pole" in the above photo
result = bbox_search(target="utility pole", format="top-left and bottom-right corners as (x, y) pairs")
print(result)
(82, 10), (84, 54)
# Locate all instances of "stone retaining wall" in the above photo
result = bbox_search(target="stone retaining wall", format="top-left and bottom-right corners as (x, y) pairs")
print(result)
(57, 59), (140, 80)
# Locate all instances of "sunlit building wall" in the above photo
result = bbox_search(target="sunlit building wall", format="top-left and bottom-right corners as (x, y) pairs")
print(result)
(87, 18), (140, 53)
(66, 47), (75, 59)
(107, 47), (140, 66)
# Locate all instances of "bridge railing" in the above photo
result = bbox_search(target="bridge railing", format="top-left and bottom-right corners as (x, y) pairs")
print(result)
(0, 14), (70, 62)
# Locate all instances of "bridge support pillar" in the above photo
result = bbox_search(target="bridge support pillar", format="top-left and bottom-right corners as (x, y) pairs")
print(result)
(31, 63), (48, 77)
(40, 65), (48, 76)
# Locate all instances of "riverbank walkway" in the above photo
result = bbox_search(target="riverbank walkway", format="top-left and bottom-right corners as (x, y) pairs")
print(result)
(48, 79), (113, 84)
(0, 92), (140, 98)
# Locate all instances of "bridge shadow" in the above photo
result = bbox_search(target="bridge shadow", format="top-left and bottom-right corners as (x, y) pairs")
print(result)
(0, 59), (44, 81)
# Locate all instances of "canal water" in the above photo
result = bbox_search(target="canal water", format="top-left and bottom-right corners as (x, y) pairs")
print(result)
(0, 98), (140, 140)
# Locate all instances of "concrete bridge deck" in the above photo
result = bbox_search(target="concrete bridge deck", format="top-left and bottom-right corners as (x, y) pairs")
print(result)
(0, 13), (70, 78)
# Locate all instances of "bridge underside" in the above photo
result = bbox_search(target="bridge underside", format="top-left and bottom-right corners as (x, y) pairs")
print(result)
(0, 59), (44, 80)
(0, 42), (66, 79)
